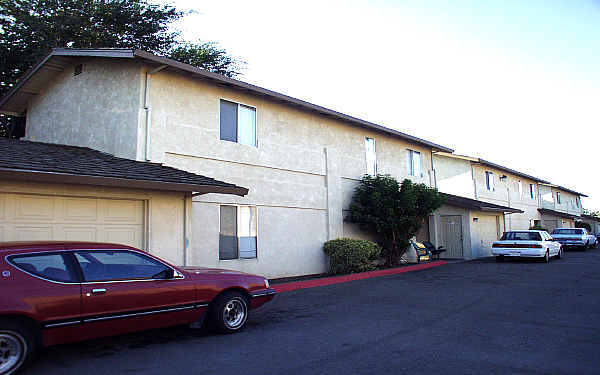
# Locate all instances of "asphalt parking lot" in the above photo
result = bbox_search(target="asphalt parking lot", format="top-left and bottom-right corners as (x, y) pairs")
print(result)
(23, 248), (600, 375)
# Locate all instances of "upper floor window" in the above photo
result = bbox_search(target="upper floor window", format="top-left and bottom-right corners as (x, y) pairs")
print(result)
(556, 192), (561, 204)
(529, 184), (536, 200)
(220, 99), (257, 147)
(485, 171), (494, 191)
(407, 150), (422, 177)
(576, 196), (581, 208)
(219, 205), (258, 260)
(365, 137), (377, 176)
(518, 181), (523, 199)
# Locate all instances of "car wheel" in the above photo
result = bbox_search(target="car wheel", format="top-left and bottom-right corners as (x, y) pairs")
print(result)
(543, 250), (550, 263)
(495, 256), (504, 262)
(556, 247), (563, 259)
(0, 320), (36, 375)
(210, 291), (249, 334)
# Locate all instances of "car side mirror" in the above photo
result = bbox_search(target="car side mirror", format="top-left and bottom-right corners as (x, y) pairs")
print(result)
(153, 268), (175, 279)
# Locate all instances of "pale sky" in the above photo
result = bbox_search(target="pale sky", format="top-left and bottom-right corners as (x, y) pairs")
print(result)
(167, 0), (600, 210)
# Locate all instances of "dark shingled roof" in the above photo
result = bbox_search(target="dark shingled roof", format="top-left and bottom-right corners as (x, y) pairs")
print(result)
(0, 139), (248, 196)
(441, 192), (524, 213)
(538, 208), (579, 220)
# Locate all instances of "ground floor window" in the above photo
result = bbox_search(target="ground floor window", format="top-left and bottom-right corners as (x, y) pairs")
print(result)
(219, 205), (258, 260)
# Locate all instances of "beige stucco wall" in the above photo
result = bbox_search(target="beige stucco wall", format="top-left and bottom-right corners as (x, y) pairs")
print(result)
(433, 154), (541, 232)
(470, 164), (540, 230)
(469, 212), (504, 258)
(25, 58), (143, 160)
(430, 204), (504, 260)
(540, 185), (582, 217)
(0, 180), (186, 266)
(433, 155), (475, 198)
(430, 205), (472, 259)
(145, 67), (437, 277)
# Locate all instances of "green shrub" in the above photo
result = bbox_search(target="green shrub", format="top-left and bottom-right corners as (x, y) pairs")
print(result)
(323, 238), (382, 275)
(575, 221), (592, 232)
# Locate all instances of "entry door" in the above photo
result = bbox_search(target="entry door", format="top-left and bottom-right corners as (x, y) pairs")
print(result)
(441, 216), (464, 258)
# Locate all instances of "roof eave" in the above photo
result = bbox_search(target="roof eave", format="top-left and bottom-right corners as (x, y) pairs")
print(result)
(537, 208), (579, 220)
(0, 168), (248, 196)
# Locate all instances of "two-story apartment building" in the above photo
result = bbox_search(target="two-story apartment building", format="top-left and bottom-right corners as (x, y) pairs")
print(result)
(537, 183), (585, 231)
(0, 48), (591, 272)
(0, 48), (458, 278)
(432, 152), (587, 258)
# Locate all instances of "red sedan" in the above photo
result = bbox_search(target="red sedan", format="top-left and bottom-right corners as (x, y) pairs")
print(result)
(0, 242), (276, 375)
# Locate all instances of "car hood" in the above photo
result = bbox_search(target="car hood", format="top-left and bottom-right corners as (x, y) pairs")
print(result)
(179, 266), (254, 277)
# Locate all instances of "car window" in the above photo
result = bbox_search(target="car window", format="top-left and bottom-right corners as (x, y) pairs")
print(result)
(10, 253), (76, 282)
(500, 232), (542, 241)
(75, 250), (169, 282)
(552, 229), (582, 235)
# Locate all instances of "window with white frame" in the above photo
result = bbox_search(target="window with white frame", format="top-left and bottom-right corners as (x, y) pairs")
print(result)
(220, 99), (257, 147)
(485, 171), (494, 191)
(576, 196), (581, 208)
(518, 180), (523, 199)
(529, 184), (536, 200)
(365, 137), (377, 176)
(556, 191), (561, 204)
(407, 150), (422, 177)
(219, 205), (258, 260)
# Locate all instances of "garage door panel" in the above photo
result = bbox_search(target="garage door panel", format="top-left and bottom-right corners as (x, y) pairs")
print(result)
(62, 226), (98, 242)
(104, 200), (143, 224)
(15, 226), (53, 241)
(0, 193), (144, 249)
(64, 198), (98, 221)
(15, 196), (55, 221)
(103, 226), (142, 247)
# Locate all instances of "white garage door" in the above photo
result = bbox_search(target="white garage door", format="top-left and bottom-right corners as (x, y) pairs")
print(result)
(0, 193), (145, 248)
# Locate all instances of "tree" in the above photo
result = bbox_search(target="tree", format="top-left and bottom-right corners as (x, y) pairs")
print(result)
(583, 209), (600, 218)
(0, 0), (244, 136)
(169, 41), (244, 78)
(348, 175), (446, 265)
(575, 221), (592, 232)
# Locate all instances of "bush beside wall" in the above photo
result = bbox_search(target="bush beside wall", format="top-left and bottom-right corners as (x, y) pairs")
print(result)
(323, 238), (382, 275)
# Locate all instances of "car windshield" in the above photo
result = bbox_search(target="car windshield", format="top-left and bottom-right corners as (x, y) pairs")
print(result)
(552, 229), (583, 235)
(500, 232), (542, 241)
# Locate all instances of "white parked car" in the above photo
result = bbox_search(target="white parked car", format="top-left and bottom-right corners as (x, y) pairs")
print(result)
(551, 228), (597, 250)
(492, 230), (562, 262)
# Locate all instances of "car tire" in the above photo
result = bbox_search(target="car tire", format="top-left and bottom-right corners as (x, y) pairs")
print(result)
(0, 319), (36, 375)
(543, 250), (550, 263)
(209, 291), (249, 334)
(556, 247), (563, 259)
(495, 256), (504, 262)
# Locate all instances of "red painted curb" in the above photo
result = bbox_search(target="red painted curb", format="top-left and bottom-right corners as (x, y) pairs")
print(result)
(272, 260), (448, 293)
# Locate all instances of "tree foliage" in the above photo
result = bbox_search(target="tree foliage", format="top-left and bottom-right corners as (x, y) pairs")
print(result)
(169, 41), (243, 78)
(575, 221), (592, 232)
(583, 208), (600, 219)
(348, 175), (446, 265)
(0, 0), (244, 136)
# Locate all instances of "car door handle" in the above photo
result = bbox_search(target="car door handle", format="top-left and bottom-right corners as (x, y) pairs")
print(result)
(91, 288), (107, 295)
